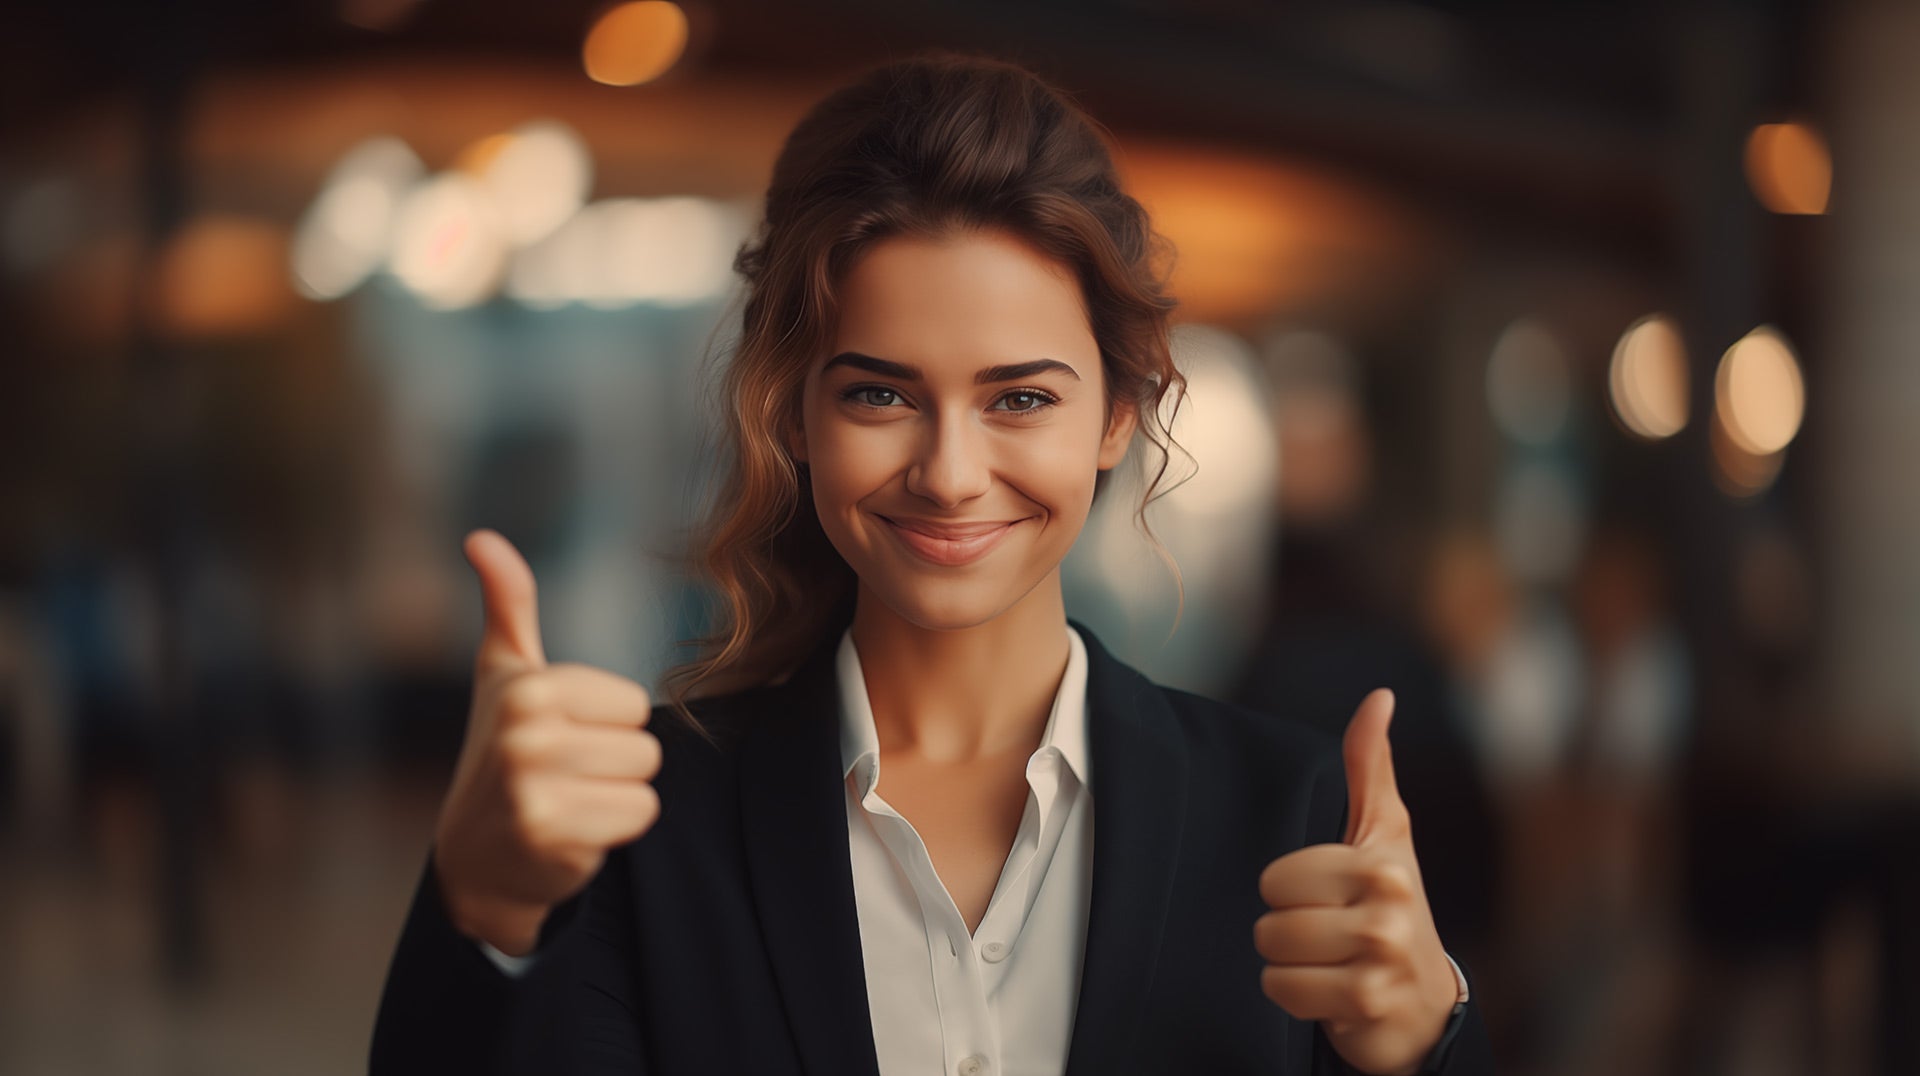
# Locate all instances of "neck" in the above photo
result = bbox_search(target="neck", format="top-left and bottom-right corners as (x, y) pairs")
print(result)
(848, 574), (1071, 764)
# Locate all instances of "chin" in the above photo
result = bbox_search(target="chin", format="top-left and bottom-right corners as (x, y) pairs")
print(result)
(867, 585), (1010, 632)
(859, 572), (1039, 633)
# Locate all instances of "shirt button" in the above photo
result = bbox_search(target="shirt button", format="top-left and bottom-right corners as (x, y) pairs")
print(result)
(981, 941), (1008, 962)
(957, 1056), (988, 1076)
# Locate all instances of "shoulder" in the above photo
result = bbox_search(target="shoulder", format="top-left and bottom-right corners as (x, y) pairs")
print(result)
(1156, 682), (1342, 782)
(646, 681), (772, 758)
(1123, 674), (1350, 848)
(640, 651), (840, 781)
(1076, 621), (1338, 777)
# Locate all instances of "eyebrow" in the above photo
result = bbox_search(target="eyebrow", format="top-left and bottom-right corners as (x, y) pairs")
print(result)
(823, 351), (1081, 384)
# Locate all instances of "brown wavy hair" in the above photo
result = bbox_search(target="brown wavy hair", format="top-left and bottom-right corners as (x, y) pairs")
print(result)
(663, 51), (1185, 736)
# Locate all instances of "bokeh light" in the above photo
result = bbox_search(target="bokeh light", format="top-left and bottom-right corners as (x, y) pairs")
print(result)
(1608, 314), (1690, 440)
(582, 1), (690, 87)
(1714, 325), (1806, 456)
(154, 216), (294, 338)
(467, 121), (594, 248)
(1744, 121), (1833, 215)
(1486, 317), (1573, 445)
(1162, 324), (1278, 517)
(289, 136), (424, 301)
(452, 132), (515, 178)
(388, 173), (508, 310)
(505, 196), (744, 309)
(1118, 145), (1415, 325)
(1480, 601), (1586, 786)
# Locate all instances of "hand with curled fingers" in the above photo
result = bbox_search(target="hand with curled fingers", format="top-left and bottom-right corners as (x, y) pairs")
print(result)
(431, 529), (664, 957)
(1255, 689), (1463, 1075)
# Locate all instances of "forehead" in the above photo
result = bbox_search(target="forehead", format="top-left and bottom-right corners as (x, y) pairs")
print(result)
(827, 229), (1099, 377)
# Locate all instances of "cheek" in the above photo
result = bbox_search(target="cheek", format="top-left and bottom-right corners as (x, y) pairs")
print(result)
(805, 410), (900, 507)
(1018, 414), (1109, 508)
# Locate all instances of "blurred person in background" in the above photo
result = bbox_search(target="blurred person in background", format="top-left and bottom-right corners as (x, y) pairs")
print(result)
(371, 52), (1491, 1075)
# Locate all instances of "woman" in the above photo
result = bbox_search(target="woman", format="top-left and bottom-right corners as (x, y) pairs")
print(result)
(371, 53), (1489, 1075)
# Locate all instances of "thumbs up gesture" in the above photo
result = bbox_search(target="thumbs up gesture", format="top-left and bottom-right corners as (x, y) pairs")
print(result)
(431, 530), (663, 957)
(1254, 690), (1461, 1075)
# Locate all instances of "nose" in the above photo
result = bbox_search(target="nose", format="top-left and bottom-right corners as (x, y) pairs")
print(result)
(905, 412), (992, 509)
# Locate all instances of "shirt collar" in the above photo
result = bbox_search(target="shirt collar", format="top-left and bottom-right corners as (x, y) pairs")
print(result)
(836, 625), (1091, 790)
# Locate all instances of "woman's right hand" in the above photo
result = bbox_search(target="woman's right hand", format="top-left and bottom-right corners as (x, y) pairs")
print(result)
(431, 529), (664, 957)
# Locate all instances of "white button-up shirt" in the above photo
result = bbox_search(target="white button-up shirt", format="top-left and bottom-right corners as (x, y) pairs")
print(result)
(838, 625), (1094, 1076)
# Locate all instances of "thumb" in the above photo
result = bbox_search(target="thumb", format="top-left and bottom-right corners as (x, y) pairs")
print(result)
(464, 528), (546, 675)
(1341, 688), (1406, 846)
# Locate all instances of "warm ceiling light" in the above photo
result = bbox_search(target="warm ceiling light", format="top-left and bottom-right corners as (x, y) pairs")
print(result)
(1715, 325), (1806, 456)
(1745, 121), (1832, 215)
(1608, 314), (1690, 440)
(156, 216), (293, 337)
(582, 2), (689, 87)
(453, 133), (515, 178)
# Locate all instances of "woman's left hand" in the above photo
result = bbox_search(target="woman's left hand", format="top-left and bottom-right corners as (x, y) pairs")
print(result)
(1254, 689), (1461, 1076)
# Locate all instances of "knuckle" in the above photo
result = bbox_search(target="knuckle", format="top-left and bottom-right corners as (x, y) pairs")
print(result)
(509, 784), (555, 848)
(548, 661), (597, 686)
(636, 731), (663, 781)
(1387, 797), (1413, 828)
(1259, 966), (1294, 1011)
(1252, 913), (1279, 960)
(1358, 909), (1410, 954)
(1350, 968), (1398, 1023)
(1257, 856), (1291, 904)
(1257, 861), (1278, 901)
(634, 782), (662, 831)
(498, 674), (554, 721)
(1377, 809), (1414, 845)
(1349, 984), (1386, 1023)
(497, 722), (554, 767)
(1364, 859), (1416, 899)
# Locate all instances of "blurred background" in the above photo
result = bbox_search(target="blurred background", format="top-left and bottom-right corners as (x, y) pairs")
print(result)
(2, 0), (1916, 1072)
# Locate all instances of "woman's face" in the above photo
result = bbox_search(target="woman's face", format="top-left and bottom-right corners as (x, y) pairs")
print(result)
(796, 228), (1136, 631)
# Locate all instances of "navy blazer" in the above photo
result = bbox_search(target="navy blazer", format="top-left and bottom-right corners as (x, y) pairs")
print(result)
(371, 624), (1494, 1074)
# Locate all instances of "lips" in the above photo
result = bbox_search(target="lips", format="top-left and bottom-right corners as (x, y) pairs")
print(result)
(877, 515), (1024, 566)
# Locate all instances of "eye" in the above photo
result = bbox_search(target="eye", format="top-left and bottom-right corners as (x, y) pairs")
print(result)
(992, 389), (1059, 414)
(843, 386), (903, 408)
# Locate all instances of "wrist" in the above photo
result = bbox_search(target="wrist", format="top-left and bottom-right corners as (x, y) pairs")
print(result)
(1360, 952), (1469, 1075)
(1404, 954), (1471, 1076)
(435, 871), (550, 956)
(453, 895), (550, 955)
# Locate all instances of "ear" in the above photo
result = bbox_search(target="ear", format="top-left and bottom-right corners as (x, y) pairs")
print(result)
(786, 421), (808, 464)
(1097, 400), (1138, 470)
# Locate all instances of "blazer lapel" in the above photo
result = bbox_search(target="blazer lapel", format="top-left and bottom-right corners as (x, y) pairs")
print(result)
(1063, 624), (1192, 1076)
(738, 644), (883, 1076)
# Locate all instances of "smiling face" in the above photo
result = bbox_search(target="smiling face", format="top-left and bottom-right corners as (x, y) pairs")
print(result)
(794, 228), (1137, 632)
